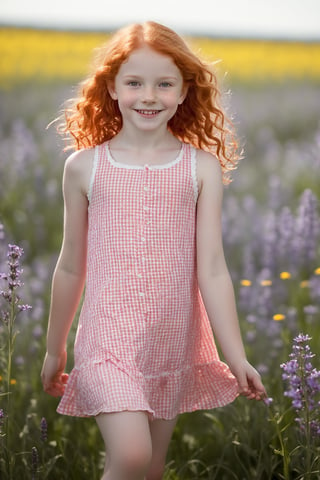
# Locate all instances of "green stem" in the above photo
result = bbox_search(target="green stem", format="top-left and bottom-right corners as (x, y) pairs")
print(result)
(4, 290), (17, 480)
(305, 416), (311, 480)
(277, 421), (290, 480)
(269, 408), (290, 480)
(302, 369), (311, 480)
(298, 346), (313, 480)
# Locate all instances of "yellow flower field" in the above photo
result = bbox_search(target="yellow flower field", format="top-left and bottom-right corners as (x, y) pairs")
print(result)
(0, 27), (320, 88)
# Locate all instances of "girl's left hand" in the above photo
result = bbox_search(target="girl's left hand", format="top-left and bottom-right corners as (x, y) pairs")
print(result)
(41, 351), (69, 397)
(231, 360), (267, 401)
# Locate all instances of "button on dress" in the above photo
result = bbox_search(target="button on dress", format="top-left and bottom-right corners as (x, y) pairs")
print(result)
(57, 141), (239, 419)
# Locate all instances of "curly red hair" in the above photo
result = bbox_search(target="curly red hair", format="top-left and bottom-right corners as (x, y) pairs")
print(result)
(61, 21), (240, 181)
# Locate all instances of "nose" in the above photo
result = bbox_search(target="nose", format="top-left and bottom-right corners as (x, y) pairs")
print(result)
(141, 85), (156, 103)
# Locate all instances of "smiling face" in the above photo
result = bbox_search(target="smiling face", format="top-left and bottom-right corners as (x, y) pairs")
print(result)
(108, 46), (187, 135)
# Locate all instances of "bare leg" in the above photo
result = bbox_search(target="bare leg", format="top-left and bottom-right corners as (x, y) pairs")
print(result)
(146, 417), (178, 480)
(96, 411), (152, 480)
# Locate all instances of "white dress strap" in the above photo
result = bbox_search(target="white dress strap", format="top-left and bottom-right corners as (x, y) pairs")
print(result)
(87, 145), (100, 203)
(190, 146), (199, 203)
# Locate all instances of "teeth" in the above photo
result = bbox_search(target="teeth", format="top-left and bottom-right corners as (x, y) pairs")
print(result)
(137, 110), (159, 115)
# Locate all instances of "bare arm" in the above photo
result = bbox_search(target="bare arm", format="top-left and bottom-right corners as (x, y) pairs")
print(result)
(41, 149), (93, 396)
(196, 150), (266, 400)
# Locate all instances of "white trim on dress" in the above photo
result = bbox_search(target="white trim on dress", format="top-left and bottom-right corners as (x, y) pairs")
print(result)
(190, 146), (199, 203)
(87, 146), (100, 203)
(105, 141), (184, 170)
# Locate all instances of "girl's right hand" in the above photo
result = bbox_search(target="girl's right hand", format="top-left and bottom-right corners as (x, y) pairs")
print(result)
(41, 351), (68, 397)
(230, 359), (267, 401)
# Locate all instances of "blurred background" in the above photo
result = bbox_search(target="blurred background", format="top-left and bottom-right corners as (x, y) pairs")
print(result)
(0, 1), (320, 479)
(1, 0), (320, 38)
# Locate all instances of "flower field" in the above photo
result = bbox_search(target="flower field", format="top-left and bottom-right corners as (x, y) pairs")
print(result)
(1, 27), (320, 87)
(0, 28), (320, 479)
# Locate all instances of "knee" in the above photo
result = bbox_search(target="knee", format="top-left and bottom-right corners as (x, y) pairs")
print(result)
(146, 459), (166, 480)
(116, 441), (152, 477)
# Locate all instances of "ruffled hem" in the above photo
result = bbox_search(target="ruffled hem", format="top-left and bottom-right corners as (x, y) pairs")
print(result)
(57, 354), (239, 420)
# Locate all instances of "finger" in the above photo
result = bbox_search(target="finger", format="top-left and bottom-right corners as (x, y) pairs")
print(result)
(45, 383), (66, 397)
(238, 384), (250, 396)
(234, 370), (248, 391)
(236, 373), (249, 394)
(250, 377), (267, 397)
(247, 381), (267, 400)
(239, 377), (261, 398)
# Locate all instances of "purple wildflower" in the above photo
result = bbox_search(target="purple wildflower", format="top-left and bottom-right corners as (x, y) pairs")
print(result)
(263, 397), (274, 406)
(281, 334), (320, 437)
(40, 417), (48, 442)
(292, 190), (320, 273)
(261, 212), (277, 273)
(0, 241), (33, 429)
(31, 446), (39, 480)
(0, 408), (4, 424)
(18, 304), (32, 312)
(277, 206), (295, 270)
(0, 243), (32, 312)
(0, 409), (4, 433)
(303, 305), (318, 316)
(309, 274), (320, 302)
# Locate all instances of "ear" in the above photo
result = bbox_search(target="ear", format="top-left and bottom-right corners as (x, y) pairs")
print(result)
(178, 85), (188, 105)
(107, 83), (118, 100)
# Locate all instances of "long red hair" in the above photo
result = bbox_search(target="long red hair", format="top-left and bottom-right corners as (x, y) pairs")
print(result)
(60, 21), (240, 181)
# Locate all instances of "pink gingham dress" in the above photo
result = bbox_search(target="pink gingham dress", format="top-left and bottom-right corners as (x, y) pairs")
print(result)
(57, 141), (239, 419)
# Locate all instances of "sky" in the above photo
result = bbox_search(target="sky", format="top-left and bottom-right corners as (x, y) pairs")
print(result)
(1, 0), (320, 40)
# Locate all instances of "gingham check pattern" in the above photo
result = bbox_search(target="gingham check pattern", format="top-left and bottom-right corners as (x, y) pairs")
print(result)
(57, 142), (238, 419)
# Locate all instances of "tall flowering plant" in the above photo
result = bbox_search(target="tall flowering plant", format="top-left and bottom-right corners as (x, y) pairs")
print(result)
(0, 245), (32, 395)
(281, 334), (320, 478)
(0, 244), (32, 478)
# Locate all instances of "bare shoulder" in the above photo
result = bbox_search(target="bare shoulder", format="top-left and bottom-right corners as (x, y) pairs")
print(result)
(63, 148), (95, 196)
(195, 149), (223, 195)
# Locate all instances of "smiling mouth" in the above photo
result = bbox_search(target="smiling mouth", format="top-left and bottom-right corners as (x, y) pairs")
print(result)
(135, 109), (162, 116)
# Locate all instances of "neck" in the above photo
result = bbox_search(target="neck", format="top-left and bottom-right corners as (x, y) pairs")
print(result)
(109, 129), (182, 166)
(112, 127), (179, 152)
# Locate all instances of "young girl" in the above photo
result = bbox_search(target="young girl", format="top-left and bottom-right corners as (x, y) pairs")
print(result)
(41, 21), (266, 480)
